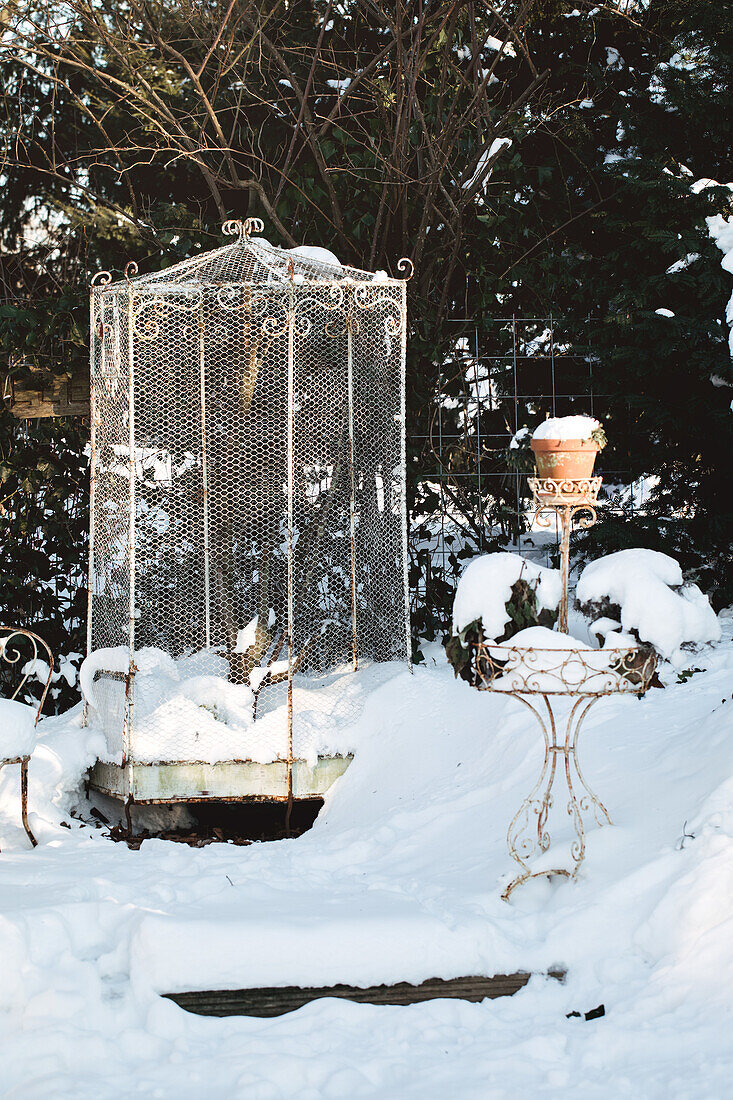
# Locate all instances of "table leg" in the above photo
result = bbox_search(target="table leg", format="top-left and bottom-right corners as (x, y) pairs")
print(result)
(21, 758), (37, 848)
(503, 694), (609, 900)
(569, 697), (613, 829)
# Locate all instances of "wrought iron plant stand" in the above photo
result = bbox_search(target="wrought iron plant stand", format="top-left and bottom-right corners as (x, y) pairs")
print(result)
(475, 477), (657, 900)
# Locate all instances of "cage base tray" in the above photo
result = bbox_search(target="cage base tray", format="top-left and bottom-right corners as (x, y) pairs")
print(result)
(87, 755), (352, 804)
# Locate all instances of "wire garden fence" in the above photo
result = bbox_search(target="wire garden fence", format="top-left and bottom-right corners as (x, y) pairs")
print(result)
(410, 316), (651, 638)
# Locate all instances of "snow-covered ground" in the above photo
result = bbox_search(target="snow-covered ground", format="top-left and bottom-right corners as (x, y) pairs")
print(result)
(2, 614), (733, 1097)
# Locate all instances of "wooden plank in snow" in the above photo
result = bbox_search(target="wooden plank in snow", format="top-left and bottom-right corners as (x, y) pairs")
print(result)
(164, 970), (566, 1018)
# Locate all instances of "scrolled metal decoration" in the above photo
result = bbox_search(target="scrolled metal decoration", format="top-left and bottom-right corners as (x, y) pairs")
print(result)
(244, 217), (264, 238)
(0, 627), (55, 849)
(222, 219), (245, 239)
(528, 477), (602, 527)
(131, 289), (202, 342)
(474, 643), (657, 697)
(259, 303), (290, 339)
(124, 261), (139, 283)
(396, 257), (414, 281)
(90, 270), (112, 288)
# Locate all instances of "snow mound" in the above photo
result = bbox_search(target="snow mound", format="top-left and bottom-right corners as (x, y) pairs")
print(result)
(496, 626), (590, 651)
(577, 549), (721, 666)
(79, 645), (385, 766)
(0, 698), (37, 757)
(80, 646), (178, 710)
(532, 415), (600, 441)
(452, 553), (561, 638)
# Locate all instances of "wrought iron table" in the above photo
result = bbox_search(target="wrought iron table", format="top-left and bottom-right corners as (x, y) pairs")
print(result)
(475, 475), (656, 899)
(474, 641), (657, 899)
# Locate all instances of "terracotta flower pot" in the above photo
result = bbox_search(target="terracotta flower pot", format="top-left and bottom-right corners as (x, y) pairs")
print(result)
(530, 437), (599, 481)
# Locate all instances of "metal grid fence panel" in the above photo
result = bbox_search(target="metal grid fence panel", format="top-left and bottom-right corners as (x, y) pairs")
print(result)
(412, 316), (646, 629)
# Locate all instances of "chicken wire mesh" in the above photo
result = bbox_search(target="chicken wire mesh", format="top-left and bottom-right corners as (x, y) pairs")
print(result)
(86, 219), (410, 790)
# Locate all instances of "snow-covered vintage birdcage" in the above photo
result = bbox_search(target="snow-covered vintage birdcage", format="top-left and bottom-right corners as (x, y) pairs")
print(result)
(84, 218), (411, 811)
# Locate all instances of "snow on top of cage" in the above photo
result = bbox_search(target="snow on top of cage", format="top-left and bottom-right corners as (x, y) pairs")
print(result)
(452, 552), (561, 638)
(105, 231), (402, 289)
(576, 549), (721, 667)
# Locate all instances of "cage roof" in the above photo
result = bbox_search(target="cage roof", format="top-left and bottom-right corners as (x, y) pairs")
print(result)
(97, 218), (411, 291)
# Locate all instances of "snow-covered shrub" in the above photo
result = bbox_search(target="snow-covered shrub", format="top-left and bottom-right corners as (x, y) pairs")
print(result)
(446, 553), (561, 681)
(576, 548), (721, 667)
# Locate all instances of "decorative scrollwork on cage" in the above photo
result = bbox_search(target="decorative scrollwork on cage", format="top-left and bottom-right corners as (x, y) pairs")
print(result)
(397, 257), (414, 280)
(222, 219), (244, 239)
(222, 217), (264, 241)
(131, 290), (203, 342)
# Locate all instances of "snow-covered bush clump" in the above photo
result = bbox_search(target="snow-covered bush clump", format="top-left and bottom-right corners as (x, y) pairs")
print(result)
(447, 553), (561, 682)
(452, 553), (561, 638)
(576, 548), (721, 667)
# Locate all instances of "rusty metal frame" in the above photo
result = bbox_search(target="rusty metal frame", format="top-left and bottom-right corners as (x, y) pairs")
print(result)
(0, 626), (55, 848)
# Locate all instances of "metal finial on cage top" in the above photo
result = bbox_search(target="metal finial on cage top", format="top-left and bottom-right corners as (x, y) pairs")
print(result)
(222, 217), (264, 242)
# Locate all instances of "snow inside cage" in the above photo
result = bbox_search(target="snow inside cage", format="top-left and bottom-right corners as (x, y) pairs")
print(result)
(84, 218), (411, 804)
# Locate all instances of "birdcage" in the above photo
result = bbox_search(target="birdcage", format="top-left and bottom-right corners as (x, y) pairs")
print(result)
(84, 218), (411, 811)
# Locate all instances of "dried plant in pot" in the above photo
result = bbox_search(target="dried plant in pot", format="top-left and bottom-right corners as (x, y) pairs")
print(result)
(530, 416), (607, 481)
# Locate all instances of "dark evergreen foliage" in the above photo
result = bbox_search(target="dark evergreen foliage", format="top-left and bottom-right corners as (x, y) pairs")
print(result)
(1, 1), (731, 701)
